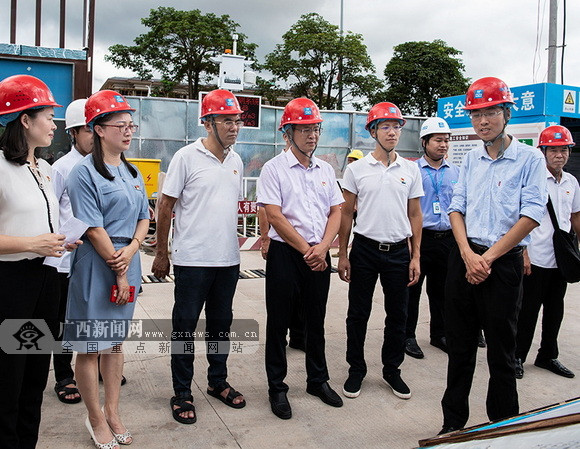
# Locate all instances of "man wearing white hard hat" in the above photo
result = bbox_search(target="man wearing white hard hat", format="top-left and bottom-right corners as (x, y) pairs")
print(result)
(405, 117), (459, 359)
(45, 99), (93, 405)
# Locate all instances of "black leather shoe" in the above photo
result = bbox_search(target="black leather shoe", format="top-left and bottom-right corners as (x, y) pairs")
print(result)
(405, 338), (424, 359)
(430, 337), (448, 353)
(478, 330), (486, 348)
(269, 391), (292, 419)
(515, 358), (524, 379)
(306, 382), (343, 407)
(534, 358), (575, 378)
(438, 426), (460, 435)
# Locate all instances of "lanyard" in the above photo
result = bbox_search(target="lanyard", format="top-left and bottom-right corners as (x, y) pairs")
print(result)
(425, 165), (446, 197)
(27, 165), (55, 233)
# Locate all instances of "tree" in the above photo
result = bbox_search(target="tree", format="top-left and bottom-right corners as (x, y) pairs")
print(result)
(254, 77), (288, 107)
(105, 7), (257, 99)
(383, 40), (470, 116)
(263, 13), (382, 110)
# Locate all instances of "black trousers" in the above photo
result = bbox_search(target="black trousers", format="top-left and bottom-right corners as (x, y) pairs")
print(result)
(407, 230), (453, 340)
(265, 240), (331, 394)
(0, 258), (60, 449)
(516, 265), (567, 363)
(346, 234), (410, 378)
(171, 265), (239, 397)
(442, 244), (523, 429)
(53, 273), (74, 382)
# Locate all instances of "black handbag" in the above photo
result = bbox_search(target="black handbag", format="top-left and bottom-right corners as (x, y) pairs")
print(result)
(546, 196), (580, 283)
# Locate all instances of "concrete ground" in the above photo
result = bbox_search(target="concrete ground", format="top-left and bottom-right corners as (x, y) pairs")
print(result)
(39, 250), (579, 448)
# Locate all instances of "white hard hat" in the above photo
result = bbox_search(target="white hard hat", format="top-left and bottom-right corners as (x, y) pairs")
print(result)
(419, 117), (451, 139)
(65, 98), (88, 130)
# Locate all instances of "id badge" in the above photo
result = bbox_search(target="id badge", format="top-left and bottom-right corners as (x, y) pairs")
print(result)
(432, 201), (441, 215)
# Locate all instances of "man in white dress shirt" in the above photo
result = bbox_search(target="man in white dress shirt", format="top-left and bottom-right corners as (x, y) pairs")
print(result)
(515, 125), (580, 379)
(48, 99), (93, 404)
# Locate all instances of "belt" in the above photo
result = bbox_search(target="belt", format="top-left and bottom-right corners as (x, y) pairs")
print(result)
(468, 240), (523, 256)
(354, 233), (408, 252)
(110, 237), (132, 244)
(423, 229), (453, 239)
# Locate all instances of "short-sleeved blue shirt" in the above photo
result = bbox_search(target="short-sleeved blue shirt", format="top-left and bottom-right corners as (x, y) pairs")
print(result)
(67, 154), (149, 237)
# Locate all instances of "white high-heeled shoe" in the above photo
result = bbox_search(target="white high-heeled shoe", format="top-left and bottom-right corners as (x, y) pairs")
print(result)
(102, 406), (133, 445)
(85, 417), (120, 449)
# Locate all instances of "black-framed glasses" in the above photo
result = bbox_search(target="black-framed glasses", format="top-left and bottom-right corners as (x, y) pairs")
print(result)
(100, 123), (139, 133)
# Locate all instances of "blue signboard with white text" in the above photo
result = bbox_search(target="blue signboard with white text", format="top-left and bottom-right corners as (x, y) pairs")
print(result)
(437, 83), (580, 127)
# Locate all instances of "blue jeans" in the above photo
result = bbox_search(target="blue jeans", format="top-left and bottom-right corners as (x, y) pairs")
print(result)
(171, 265), (239, 397)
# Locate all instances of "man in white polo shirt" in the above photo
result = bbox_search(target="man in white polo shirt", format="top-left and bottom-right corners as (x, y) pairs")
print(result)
(337, 102), (423, 400)
(46, 99), (93, 405)
(515, 125), (580, 379)
(152, 89), (246, 424)
(258, 97), (344, 420)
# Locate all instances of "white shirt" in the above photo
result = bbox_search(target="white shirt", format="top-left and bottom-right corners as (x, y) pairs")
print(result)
(342, 152), (424, 243)
(257, 150), (343, 244)
(528, 170), (580, 268)
(0, 152), (59, 261)
(44, 147), (85, 273)
(162, 138), (243, 267)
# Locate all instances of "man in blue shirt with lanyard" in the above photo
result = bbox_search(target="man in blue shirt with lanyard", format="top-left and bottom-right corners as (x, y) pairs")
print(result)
(405, 117), (459, 359)
(439, 77), (547, 434)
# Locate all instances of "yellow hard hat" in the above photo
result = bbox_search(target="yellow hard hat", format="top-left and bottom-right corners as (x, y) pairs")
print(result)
(347, 149), (364, 160)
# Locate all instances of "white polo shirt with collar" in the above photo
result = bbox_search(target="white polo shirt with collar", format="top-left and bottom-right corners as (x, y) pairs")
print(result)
(162, 137), (243, 267)
(528, 169), (580, 269)
(341, 152), (423, 243)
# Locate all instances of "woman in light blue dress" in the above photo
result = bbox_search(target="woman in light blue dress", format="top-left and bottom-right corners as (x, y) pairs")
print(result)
(65, 90), (149, 449)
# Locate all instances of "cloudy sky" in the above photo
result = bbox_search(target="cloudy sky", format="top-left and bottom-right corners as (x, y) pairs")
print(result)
(1, 0), (579, 103)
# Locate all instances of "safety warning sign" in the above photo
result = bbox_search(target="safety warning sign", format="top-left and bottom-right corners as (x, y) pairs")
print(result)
(563, 89), (576, 113)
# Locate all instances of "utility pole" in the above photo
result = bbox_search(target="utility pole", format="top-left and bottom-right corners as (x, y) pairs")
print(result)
(337, 0), (344, 110)
(547, 0), (557, 83)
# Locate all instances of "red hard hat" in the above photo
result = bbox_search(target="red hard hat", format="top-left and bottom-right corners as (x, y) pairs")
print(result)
(279, 98), (323, 130)
(0, 74), (62, 116)
(365, 102), (406, 130)
(538, 125), (575, 147)
(464, 77), (514, 110)
(201, 89), (243, 118)
(85, 90), (135, 126)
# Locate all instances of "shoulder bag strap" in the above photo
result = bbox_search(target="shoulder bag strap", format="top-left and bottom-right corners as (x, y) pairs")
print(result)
(546, 195), (560, 231)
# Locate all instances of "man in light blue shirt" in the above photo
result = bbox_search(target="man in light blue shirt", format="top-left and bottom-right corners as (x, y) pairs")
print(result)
(440, 77), (547, 435)
(406, 117), (459, 359)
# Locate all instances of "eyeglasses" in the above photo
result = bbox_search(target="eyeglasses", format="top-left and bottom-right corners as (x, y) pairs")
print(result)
(214, 119), (244, 129)
(100, 123), (139, 133)
(377, 125), (402, 132)
(468, 110), (503, 121)
(294, 126), (322, 135)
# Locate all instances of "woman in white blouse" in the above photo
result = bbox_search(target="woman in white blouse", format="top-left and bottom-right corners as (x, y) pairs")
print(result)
(0, 74), (70, 449)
